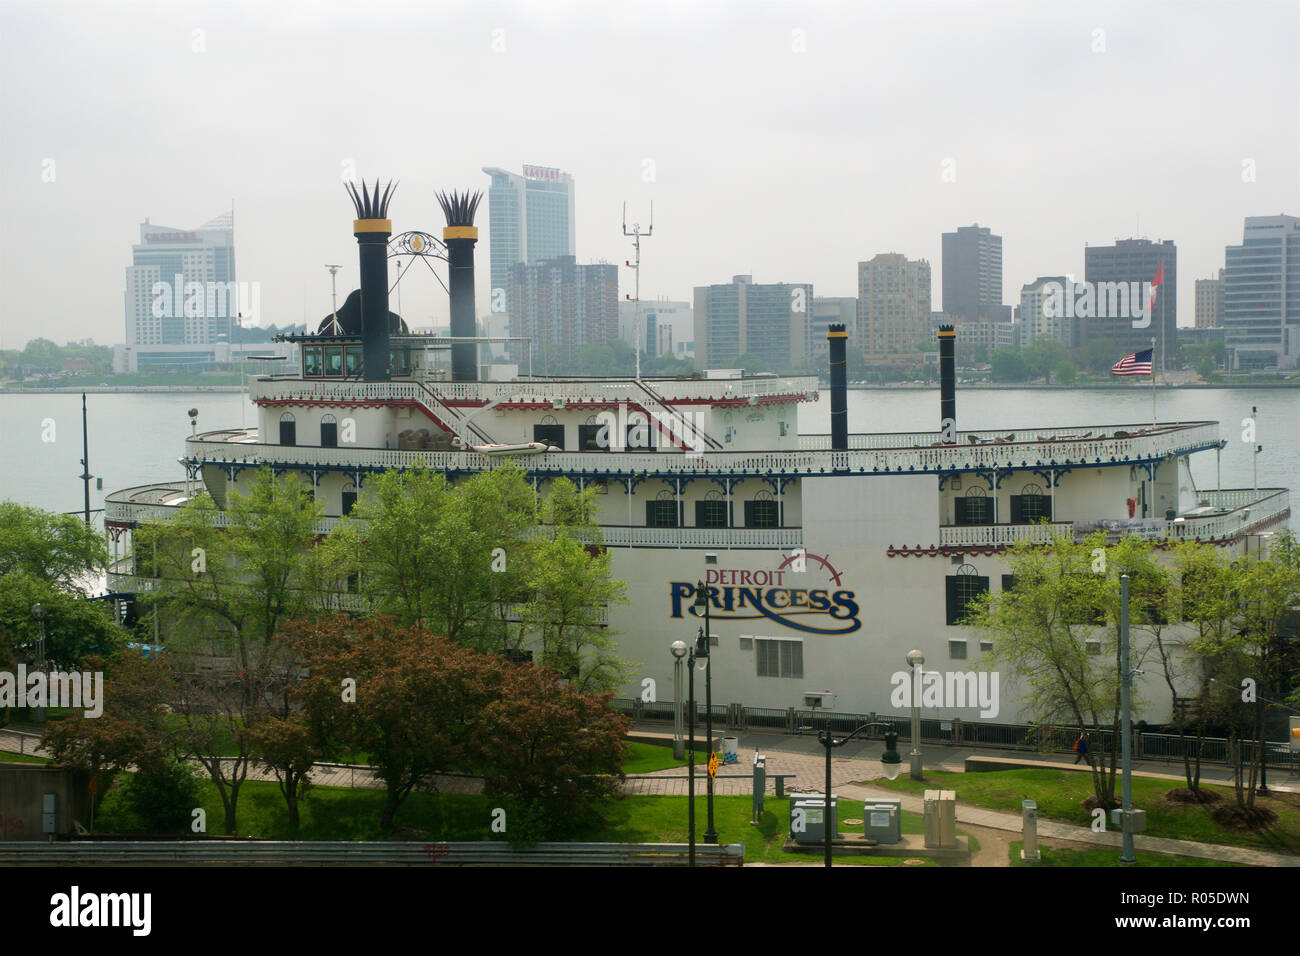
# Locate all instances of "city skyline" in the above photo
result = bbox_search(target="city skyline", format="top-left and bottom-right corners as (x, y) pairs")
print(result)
(2, 1), (1297, 352)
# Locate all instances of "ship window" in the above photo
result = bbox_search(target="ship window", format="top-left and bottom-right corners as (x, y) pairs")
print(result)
(578, 423), (606, 451)
(745, 495), (780, 528)
(279, 412), (296, 447)
(342, 490), (357, 515)
(344, 347), (361, 377)
(756, 638), (803, 679)
(324, 346), (343, 376)
(695, 495), (731, 529)
(304, 346), (322, 377)
(948, 639), (968, 660)
(321, 414), (338, 448)
(646, 491), (681, 528)
(393, 349), (410, 375)
(1010, 483), (1052, 523)
(1002, 574), (1017, 593)
(533, 424), (564, 449)
(945, 565), (989, 625)
(954, 487), (990, 526)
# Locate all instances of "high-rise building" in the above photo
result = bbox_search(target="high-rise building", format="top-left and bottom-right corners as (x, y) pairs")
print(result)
(942, 224), (1004, 323)
(121, 212), (239, 370)
(508, 255), (616, 372)
(1195, 270), (1224, 329)
(857, 254), (932, 354)
(1019, 276), (1074, 348)
(811, 297), (857, 361)
(693, 275), (812, 372)
(619, 299), (693, 357)
(1083, 238), (1178, 370)
(1223, 216), (1300, 369)
(482, 165), (576, 314)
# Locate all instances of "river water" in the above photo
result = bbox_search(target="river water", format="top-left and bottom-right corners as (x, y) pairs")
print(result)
(1, 386), (1295, 531)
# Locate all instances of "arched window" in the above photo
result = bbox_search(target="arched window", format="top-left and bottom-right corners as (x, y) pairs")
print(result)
(341, 479), (358, 517)
(745, 489), (780, 529)
(956, 486), (989, 526)
(696, 488), (730, 529)
(1011, 481), (1052, 523)
(578, 414), (604, 451)
(646, 488), (680, 528)
(279, 412), (296, 447)
(534, 414), (564, 450)
(321, 413), (338, 448)
(945, 562), (989, 628)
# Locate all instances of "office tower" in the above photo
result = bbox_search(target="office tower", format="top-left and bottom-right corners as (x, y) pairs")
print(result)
(942, 224), (1005, 323)
(481, 165), (576, 314)
(1083, 238), (1178, 370)
(1195, 271), (1224, 329)
(1019, 276), (1074, 348)
(1223, 216), (1300, 369)
(693, 275), (813, 372)
(121, 212), (237, 370)
(857, 254), (932, 354)
(508, 256), (617, 372)
(811, 297), (857, 361)
(619, 299), (693, 357)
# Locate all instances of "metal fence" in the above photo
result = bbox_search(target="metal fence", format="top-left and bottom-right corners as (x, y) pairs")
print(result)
(613, 700), (1300, 774)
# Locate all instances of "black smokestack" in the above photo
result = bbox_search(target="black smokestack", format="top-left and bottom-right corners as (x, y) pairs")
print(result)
(938, 325), (956, 444)
(438, 190), (483, 383)
(827, 323), (848, 451)
(347, 180), (396, 382)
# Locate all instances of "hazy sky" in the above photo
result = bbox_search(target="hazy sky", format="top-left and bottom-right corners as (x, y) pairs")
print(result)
(2, 0), (1297, 350)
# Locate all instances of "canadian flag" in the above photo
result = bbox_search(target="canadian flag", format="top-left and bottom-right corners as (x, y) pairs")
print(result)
(1148, 263), (1164, 314)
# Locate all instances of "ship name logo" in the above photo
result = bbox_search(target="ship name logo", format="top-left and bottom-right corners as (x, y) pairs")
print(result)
(668, 553), (860, 635)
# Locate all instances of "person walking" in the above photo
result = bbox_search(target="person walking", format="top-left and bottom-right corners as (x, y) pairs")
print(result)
(1073, 731), (1088, 765)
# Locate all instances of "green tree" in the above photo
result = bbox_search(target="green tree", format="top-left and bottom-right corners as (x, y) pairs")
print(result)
(1023, 336), (1070, 383)
(1054, 360), (1078, 386)
(21, 337), (61, 372)
(1197, 357), (1216, 382)
(0, 501), (109, 589)
(990, 349), (1030, 382)
(131, 469), (322, 833)
(736, 352), (772, 374)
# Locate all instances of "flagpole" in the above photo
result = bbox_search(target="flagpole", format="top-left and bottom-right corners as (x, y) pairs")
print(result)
(1151, 336), (1157, 425)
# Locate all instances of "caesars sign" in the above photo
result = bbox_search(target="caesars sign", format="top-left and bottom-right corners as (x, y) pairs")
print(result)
(669, 552), (861, 635)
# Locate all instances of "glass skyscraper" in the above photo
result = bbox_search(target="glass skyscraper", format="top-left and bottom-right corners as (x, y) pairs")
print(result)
(1223, 215), (1300, 369)
(482, 165), (576, 312)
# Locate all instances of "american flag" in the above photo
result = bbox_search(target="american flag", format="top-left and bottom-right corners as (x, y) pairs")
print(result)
(1112, 348), (1153, 376)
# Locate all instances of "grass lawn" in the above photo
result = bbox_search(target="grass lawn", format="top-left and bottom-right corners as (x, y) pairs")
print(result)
(90, 775), (953, 864)
(621, 741), (691, 774)
(872, 768), (1300, 854)
(0, 752), (50, 765)
(1009, 841), (1241, 867)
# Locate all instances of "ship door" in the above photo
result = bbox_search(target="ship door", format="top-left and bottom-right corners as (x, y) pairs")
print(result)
(279, 412), (296, 446)
(321, 414), (338, 448)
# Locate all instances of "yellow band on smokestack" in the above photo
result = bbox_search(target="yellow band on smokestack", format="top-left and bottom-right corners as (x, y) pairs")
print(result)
(353, 219), (393, 234)
(937, 329), (956, 338)
(443, 226), (479, 240)
(826, 330), (848, 339)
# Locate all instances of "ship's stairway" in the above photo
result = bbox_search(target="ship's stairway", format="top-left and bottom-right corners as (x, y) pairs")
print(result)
(634, 379), (724, 451)
(413, 381), (496, 446)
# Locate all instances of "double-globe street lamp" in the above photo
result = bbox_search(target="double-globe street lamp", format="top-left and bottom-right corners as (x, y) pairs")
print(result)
(670, 631), (710, 867)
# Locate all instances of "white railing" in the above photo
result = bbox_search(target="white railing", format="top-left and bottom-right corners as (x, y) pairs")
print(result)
(252, 375), (819, 407)
(184, 420), (1223, 478)
(801, 421), (1219, 452)
(105, 485), (342, 535)
(939, 522), (1074, 548)
(598, 525), (802, 549)
(936, 489), (1289, 550)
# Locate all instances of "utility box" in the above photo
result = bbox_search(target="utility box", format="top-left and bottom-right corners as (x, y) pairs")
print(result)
(790, 794), (838, 845)
(42, 793), (57, 835)
(1110, 807), (1148, 833)
(863, 800), (902, 845)
(923, 789), (957, 848)
(1021, 799), (1040, 862)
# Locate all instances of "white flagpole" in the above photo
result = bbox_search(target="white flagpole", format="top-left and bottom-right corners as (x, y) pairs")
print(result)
(1151, 336), (1157, 425)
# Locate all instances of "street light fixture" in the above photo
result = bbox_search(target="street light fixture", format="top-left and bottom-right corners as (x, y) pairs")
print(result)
(818, 720), (902, 867)
(692, 581), (717, 845)
(670, 640), (687, 760)
(670, 639), (695, 866)
(906, 649), (925, 780)
(30, 603), (47, 722)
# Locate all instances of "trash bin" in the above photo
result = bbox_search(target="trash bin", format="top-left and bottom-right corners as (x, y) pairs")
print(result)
(721, 736), (740, 764)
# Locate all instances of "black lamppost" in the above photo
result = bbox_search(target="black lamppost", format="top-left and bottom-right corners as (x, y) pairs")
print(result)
(30, 603), (47, 722)
(692, 581), (717, 844)
(672, 633), (710, 867)
(818, 721), (902, 868)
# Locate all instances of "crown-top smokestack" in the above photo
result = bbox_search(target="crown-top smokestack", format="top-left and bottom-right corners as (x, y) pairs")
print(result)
(347, 180), (396, 381)
(827, 323), (848, 452)
(938, 325), (957, 444)
(438, 189), (482, 383)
